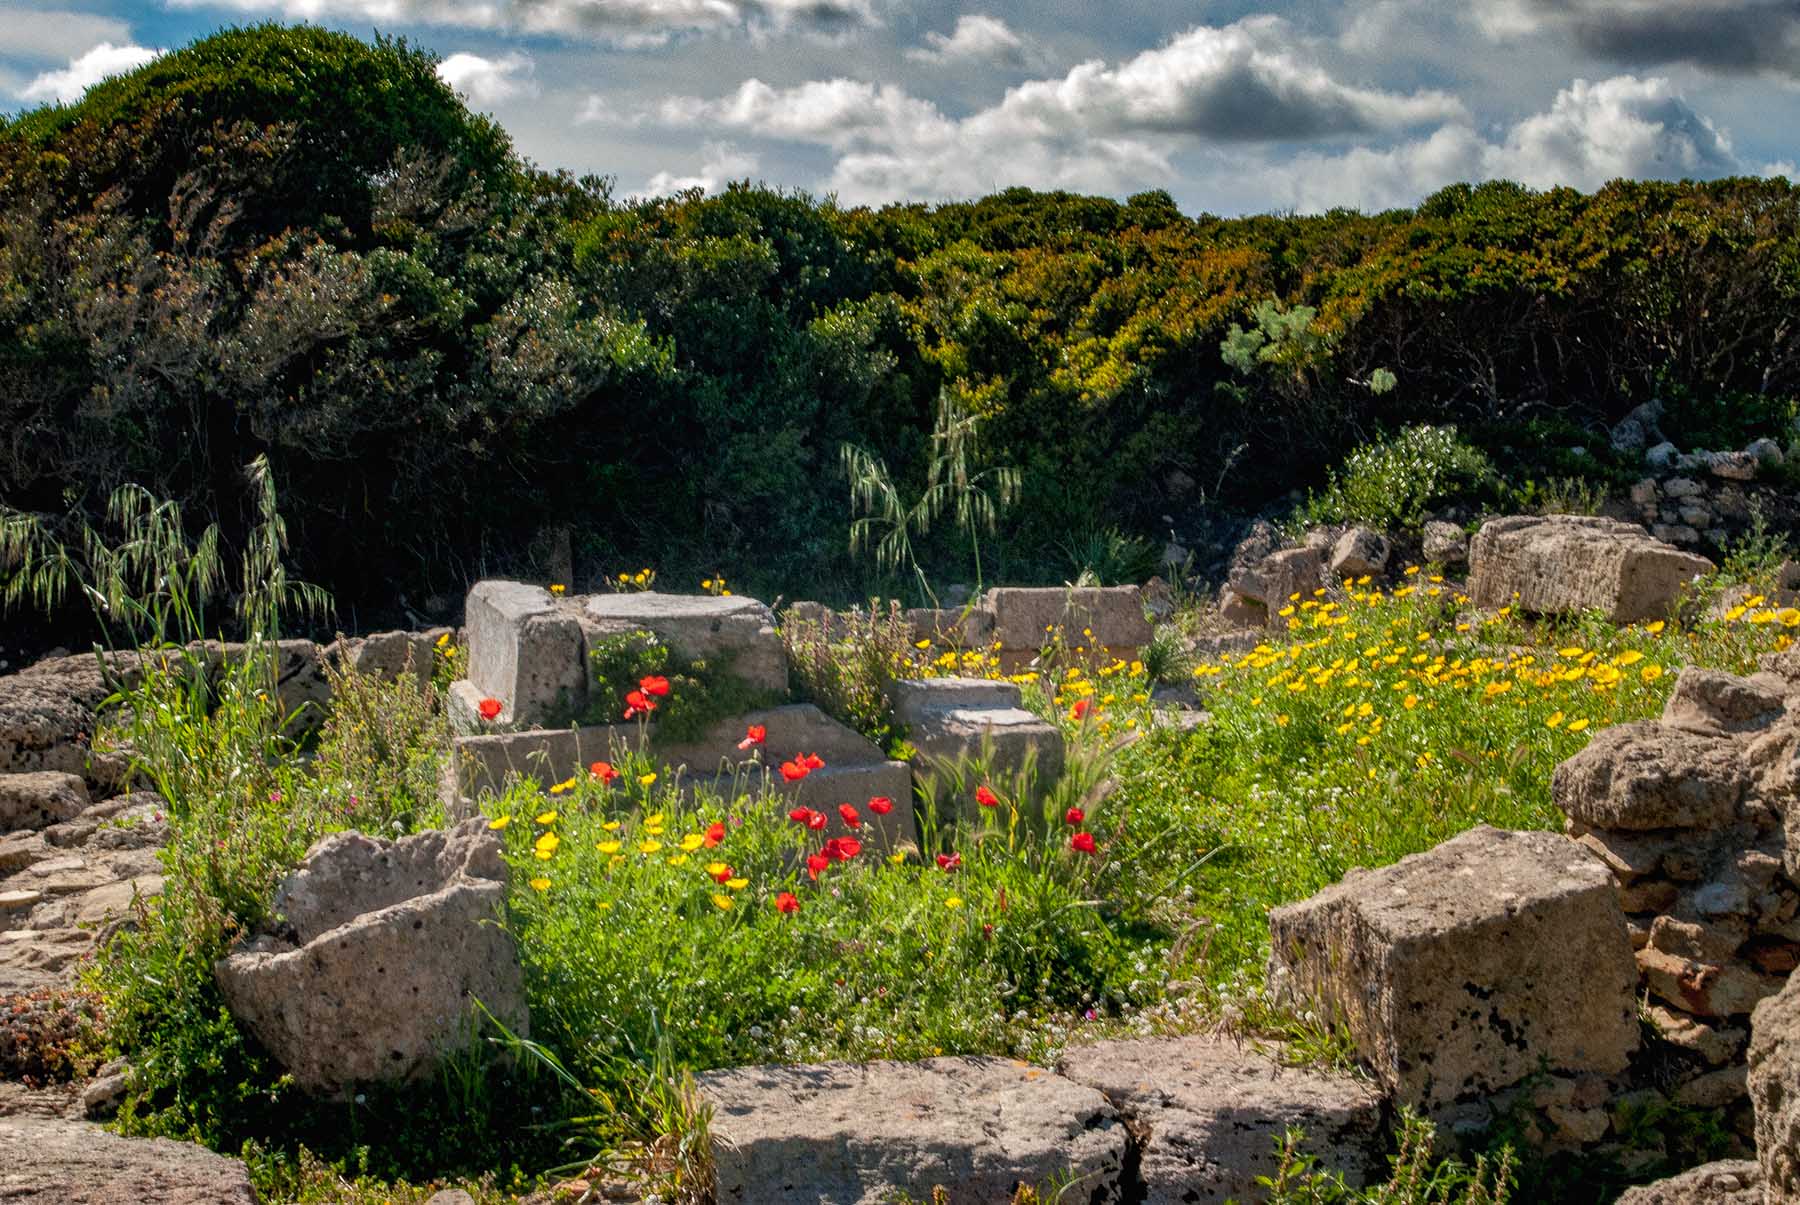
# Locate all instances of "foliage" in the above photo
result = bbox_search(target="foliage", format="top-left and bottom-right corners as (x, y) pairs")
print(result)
(1295, 426), (1497, 533)
(583, 629), (777, 742)
(1261, 1109), (1515, 1204)
(780, 601), (920, 753)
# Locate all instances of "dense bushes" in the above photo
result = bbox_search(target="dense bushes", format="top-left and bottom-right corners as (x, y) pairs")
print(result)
(4, 26), (1800, 634)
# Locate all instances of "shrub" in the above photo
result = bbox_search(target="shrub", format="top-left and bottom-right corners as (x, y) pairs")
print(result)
(781, 601), (919, 753)
(583, 629), (778, 742)
(1296, 426), (1495, 533)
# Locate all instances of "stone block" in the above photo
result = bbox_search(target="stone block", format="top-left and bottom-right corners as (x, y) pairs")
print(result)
(983, 586), (1151, 654)
(0, 1114), (258, 1204)
(0, 772), (89, 833)
(699, 1056), (1128, 1204)
(903, 607), (995, 649)
(1552, 722), (1749, 831)
(1266, 826), (1639, 1110)
(1329, 526), (1390, 581)
(1615, 1159), (1762, 1205)
(1058, 1034), (1385, 1204)
(582, 592), (787, 697)
(464, 581), (588, 727)
(1750, 972), (1800, 1201)
(1468, 515), (1713, 623)
(1662, 668), (1786, 738)
(888, 677), (1021, 714)
(214, 818), (527, 1097)
(1217, 586), (1266, 628)
(1636, 947), (1782, 1019)
(1422, 520), (1468, 566)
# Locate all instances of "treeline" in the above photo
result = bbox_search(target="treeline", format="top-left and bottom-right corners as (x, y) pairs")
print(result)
(4, 25), (1799, 626)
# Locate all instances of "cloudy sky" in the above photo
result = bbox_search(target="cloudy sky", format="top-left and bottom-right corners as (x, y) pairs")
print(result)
(3, 0), (1798, 214)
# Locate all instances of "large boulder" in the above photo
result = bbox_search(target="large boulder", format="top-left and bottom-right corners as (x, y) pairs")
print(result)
(1422, 520), (1469, 567)
(1749, 973), (1800, 1201)
(214, 818), (527, 1097)
(1267, 825), (1639, 1110)
(1057, 1034), (1385, 1204)
(0, 1115), (257, 1203)
(1551, 722), (1752, 832)
(1328, 527), (1390, 581)
(1468, 515), (1713, 623)
(699, 1055), (1128, 1204)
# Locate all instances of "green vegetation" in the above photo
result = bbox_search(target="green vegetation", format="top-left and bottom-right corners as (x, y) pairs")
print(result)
(7, 25), (1800, 634)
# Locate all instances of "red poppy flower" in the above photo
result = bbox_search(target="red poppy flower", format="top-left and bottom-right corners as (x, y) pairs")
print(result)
(704, 821), (726, 847)
(837, 803), (861, 828)
(776, 891), (801, 914)
(1070, 831), (1097, 854)
(824, 836), (862, 861)
(780, 758), (810, 782)
(936, 852), (962, 872)
(477, 697), (502, 721)
(807, 809), (828, 831)
(1064, 806), (1085, 825)
(867, 796), (894, 815)
(1069, 698), (1092, 721)
(737, 724), (767, 750)
(806, 853), (830, 880)
(803, 752), (825, 770)
(624, 689), (657, 719)
(639, 675), (671, 697)
(711, 863), (734, 884)
(589, 761), (619, 784)
(975, 785), (999, 808)
(788, 806), (813, 825)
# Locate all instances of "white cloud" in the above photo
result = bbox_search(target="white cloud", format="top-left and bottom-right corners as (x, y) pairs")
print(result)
(437, 51), (537, 106)
(1270, 74), (1742, 212)
(904, 15), (1036, 68)
(2, 10), (134, 62)
(160, 0), (875, 43)
(19, 42), (161, 104)
(647, 19), (1468, 204)
(640, 141), (760, 195)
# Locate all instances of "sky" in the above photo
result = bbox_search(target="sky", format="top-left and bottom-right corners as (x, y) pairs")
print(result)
(2, 0), (1798, 216)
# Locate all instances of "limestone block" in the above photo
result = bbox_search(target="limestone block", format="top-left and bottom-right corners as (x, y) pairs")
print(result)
(582, 592), (787, 697)
(1468, 515), (1713, 623)
(700, 1056), (1128, 1205)
(1266, 825), (1639, 1110)
(464, 581), (588, 727)
(983, 586), (1152, 653)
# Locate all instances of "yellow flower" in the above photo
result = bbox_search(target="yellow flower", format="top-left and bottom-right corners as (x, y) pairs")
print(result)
(1641, 665), (1665, 682)
(679, 833), (706, 852)
(889, 851), (907, 865)
(1403, 694), (1419, 710)
(1546, 710), (1564, 729)
(915, 638), (932, 649)
(1645, 620), (1666, 634)
(602, 820), (621, 831)
(1404, 565), (1420, 576)
(436, 632), (451, 647)
(668, 854), (689, 866)
(529, 877), (551, 892)
(725, 877), (749, 890)
(702, 579), (714, 589)
(535, 810), (558, 825)
(596, 840), (622, 854)
(596, 901), (612, 911)
(1275, 714), (1291, 727)
(1612, 650), (1644, 666)
(535, 832), (560, 855)
(711, 893), (734, 910)
(639, 839), (663, 854)
(1726, 605), (1749, 622)
(549, 583), (566, 596)
(705, 861), (729, 878)
(639, 773), (658, 787)
(1558, 647), (1585, 659)
(549, 778), (575, 795)
(944, 896), (964, 909)
(488, 815), (511, 830)
(1567, 718), (1590, 733)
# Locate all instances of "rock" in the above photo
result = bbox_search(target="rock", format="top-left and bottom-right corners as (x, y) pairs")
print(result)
(1646, 442), (1680, 470)
(1664, 477), (1704, 499)
(890, 678), (1065, 802)
(1468, 515), (1713, 623)
(0, 1114), (258, 1203)
(983, 586), (1152, 656)
(0, 773), (88, 833)
(1615, 1159), (1762, 1205)
(700, 1056), (1127, 1205)
(1674, 1065), (1749, 1108)
(1663, 668), (1787, 738)
(1654, 524), (1704, 547)
(1637, 947), (1783, 1018)
(1329, 527), (1390, 581)
(1057, 1034), (1385, 1204)
(332, 628), (444, 693)
(1646, 1005), (1745, 1066)
(214, 818), (527, 1097)
(1707, 451), (1760, 481)
(1631, 478), (1662, 507)
(1680, 505), (1716, 529)
(1614, 417), (1653, 454)
(1749, 972), (1800, 1199)
(424, 1193), (476, 1205)
(1552, 722), (1749, 831)
(0, 928), (96, 994)
(1217, 587), (1265, 628)
(1256, 548), (1325, 616)
(902, 606), (994, 650)
(462, 581), (588, 728)
(0, 678), (105, 787)
(1227, 521), (1282, 591)
(1161, 541), (1190, 572)
(81, 1060), (128, 1119)
(581, 592), (788, 697)
(1422, 520), (1468, 566)
(1266, 826), (1638, 1110)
